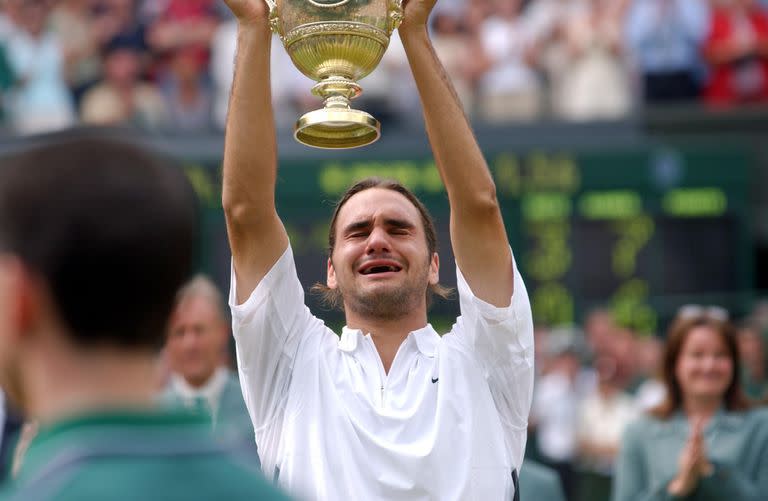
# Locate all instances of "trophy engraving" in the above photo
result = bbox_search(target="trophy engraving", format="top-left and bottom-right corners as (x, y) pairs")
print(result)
(264, 0), (403, 148)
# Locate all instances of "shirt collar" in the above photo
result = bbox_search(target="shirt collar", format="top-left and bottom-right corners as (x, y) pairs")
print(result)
(169, 367), (229, 406)
(339, 324), (439, 357)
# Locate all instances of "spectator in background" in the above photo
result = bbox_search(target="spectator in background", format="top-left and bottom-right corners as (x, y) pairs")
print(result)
(49, 0), (103, 105)
(531, 328), (588, 499)
(625, 0), (710, 103)
(737, 321), (767, 400)
(749, 299), (768, 331)
(702, 0), (768, 106)
(611, 326), (642, 391)
(0, 132), (289, 500)
(612, 311), (768, 501)
(146, 0), (219, 80)
(91, 0), (147, 52)
(584, 308), (620, 362)
(362, 30), (419, 125)
(552, 0), (633, 121)
(525, 0), (586, 116)
(210, 18), (313, 129)
(430, 5), (478, 114)
(160, 47), (214, 132)
(163, 275), (256, 454)
(476, 0), (542, 122)
(525, 0), (584, 48)
(3, 0), (76, 134)
(575, 355), (637, 501)
(632, 335), (666, 411)
(80, 36), (166, 127)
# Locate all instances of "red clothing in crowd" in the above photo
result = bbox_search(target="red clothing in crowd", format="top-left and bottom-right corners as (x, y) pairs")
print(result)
(156, 0), (218, 67)
(703, 5), (768, 105)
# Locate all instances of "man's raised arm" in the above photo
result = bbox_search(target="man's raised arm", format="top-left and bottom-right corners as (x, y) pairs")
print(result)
(221, 0), (289, 304)
(399, 0), (513, 307)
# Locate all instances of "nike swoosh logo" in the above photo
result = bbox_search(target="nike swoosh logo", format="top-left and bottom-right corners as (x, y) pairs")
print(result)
(431, 378), (439, 384)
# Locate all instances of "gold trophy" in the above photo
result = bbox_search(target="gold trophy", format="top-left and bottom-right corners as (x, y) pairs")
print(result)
(264, 0), (403, 148)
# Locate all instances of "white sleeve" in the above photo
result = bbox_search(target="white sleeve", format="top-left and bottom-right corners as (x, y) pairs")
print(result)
(452, 251), (535, 470)
(229, 245), (316, 433)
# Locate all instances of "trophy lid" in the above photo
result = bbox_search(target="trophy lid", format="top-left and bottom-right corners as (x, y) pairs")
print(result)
(295, 109), (381, 149)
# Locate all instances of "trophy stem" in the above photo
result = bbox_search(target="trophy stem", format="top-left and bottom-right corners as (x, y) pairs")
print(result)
(296, 76), (380, 149)
(324, 95), (352, 110)
(312, 76), (361, 102)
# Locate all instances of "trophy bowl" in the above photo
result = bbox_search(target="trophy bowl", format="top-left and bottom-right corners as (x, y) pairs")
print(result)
(265, 0), (403, 148)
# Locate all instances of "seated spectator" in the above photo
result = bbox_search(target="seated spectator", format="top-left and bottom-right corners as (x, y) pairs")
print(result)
(632, 335), (666, 411)
(91, 0), (147, 50)
(89, 1), (149, 90)
(702, 0), (768, 106)
(525, 0), (587, 117)
(146, 0), (219, 80)
(49, 0), (103, 104)
(80, 36), (166, 128)
(160, 47), (214, 132)
(551, 0), (633, 121)
(363, 29), (420, 125)
(0, 132), (290, 501)
(210, 19), (313, 129)
(525, 0), (583, 47)
(476, 0), (542, 122)
(584, 307), (621, 362)
(3, 0), (76, 134)
(625, 0), (710, 103)
(162, 275), (256, 454)
(430, 5), (478, 114)
(737, 321), (767, 400)
(612, 310), (768, 500)
(576, 355), (637, 501)
(531, 328), (590, 497)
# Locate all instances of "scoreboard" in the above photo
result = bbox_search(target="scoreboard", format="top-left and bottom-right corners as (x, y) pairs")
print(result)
(184, 142), (752, 333)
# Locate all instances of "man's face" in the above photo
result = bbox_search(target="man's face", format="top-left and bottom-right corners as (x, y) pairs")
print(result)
(327, 188), (439, 320)
(165, 295), (227, 388)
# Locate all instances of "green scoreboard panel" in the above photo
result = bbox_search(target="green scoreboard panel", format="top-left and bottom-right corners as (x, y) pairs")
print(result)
(184, 142), (752, 333)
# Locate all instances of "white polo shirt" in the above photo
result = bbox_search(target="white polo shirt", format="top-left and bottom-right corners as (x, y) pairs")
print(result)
(230, 245), (534, 501)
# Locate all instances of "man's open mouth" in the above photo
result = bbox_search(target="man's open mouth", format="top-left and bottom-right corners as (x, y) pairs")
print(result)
(358, 261), (403, 275)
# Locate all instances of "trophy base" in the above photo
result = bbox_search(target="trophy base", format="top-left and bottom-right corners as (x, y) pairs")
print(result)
(295, 108), (380, 149)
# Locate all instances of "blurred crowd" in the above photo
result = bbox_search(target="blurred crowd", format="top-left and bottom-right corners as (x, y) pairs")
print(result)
(1, 0), (768, 136)
(528, 302), (768, 501)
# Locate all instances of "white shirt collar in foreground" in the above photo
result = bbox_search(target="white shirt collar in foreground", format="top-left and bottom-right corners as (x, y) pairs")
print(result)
(170, 366), (229, 407)
(338, 324), (439, 357)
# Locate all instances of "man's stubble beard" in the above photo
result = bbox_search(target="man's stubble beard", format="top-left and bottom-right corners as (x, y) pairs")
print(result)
(340, 267), (430, 321)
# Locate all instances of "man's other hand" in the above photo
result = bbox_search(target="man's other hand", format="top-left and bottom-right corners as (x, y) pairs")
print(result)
(400, 0), (437, 33)
(222, 0), (271, 26)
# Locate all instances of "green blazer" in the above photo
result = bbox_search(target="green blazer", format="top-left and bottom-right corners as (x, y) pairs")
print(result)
(612, 407), (768, 501)
(162, 372), (258, 460)
(520, 460), (566, 501)
(0, 410), (289, 501)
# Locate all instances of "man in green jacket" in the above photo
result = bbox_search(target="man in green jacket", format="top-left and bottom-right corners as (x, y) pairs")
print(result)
(163, 275), (257, 457)
(0, 132), (290, 500)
